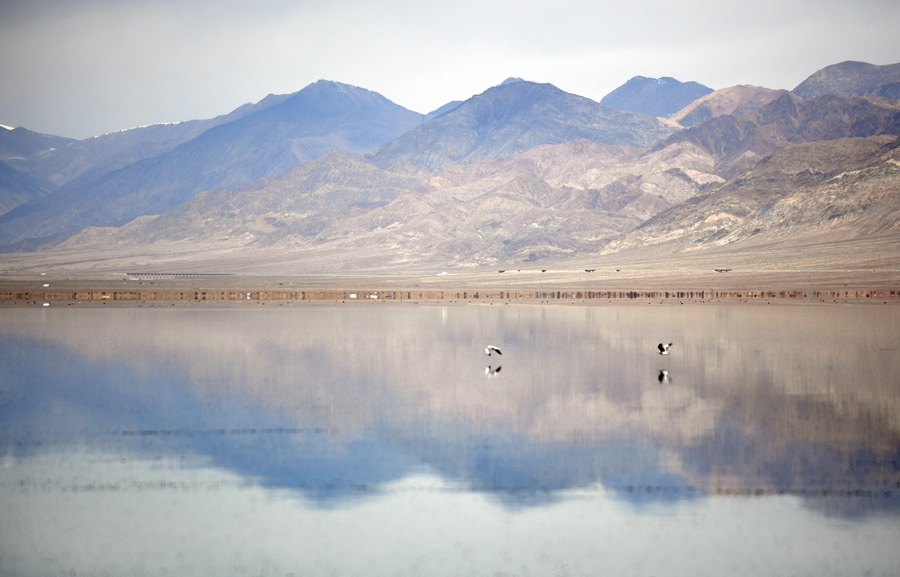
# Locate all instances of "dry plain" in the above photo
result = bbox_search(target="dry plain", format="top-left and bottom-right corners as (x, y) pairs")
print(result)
(2, 236), (899, 305)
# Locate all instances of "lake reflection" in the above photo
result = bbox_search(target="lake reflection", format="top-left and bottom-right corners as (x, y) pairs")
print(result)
(2, 303), (899, 576)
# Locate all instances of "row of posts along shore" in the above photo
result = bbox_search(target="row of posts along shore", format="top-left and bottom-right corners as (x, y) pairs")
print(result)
(3, 287), (899, 304)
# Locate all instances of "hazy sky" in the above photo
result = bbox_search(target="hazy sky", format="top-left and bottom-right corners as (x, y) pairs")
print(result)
(2, 0), (898, 139)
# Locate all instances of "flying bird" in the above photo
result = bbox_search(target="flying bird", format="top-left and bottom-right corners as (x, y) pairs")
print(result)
(658, 369), (670, 383)
(485, 345), (502, 357)
(485, 365), (502, 377)
(658, 343), (673, 355)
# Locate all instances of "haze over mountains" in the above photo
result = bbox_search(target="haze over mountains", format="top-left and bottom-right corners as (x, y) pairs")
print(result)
(1, 60), (899, 274)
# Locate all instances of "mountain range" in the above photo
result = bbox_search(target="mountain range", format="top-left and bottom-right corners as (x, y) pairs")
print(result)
(0, 81), (423, 247)
(370, 79), (675, 174)
(1, 60), (899, 274)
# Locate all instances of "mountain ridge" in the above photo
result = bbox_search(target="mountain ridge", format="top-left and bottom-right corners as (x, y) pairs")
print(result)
(0, 93), (294, 191)
(369, 80), (676, 174)
(0, 81), (424, 247)
(2, 60), (899, 275)
(793, 61), (900, 100)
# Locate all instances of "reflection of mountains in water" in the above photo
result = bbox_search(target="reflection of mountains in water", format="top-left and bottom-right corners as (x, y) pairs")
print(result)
(2, 333), (898, 517)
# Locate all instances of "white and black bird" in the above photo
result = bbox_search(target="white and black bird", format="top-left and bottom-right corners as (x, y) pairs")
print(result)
(485, 345), (502, 357)
(658, 342), (673, 355)
(485, 365), (502, 377)
(658, 369), (670, 383)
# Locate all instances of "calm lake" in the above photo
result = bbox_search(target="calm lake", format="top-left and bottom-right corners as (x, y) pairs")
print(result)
(2, 303), (899, 576)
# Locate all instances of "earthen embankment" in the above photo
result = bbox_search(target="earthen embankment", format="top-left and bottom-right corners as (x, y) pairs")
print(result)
(2, 285), (898, 305)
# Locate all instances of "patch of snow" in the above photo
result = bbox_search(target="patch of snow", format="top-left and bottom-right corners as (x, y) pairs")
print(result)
(0, 124), (15, 130)
(89, 121), (183, 139)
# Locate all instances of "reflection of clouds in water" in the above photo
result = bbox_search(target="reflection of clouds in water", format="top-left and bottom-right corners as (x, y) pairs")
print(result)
(6, 451), (900, 577)
(5, 305), (899, 440)
(0, 334), (685, 506)
(1, 305), (899, 513)
(525, 384), (720, 443)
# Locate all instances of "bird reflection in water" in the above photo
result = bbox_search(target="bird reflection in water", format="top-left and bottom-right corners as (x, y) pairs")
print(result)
(485, 365), (502, 377)
(484, 345), (503, 377)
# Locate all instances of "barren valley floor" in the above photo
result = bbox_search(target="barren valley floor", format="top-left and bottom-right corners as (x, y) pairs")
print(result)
(2, 235), (898, 305)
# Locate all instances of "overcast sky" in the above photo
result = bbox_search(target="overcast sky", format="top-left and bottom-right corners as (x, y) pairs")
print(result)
(2, 0), (898, 139)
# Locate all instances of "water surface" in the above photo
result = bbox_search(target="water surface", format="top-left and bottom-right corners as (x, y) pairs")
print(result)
(2, 304), (899, 576)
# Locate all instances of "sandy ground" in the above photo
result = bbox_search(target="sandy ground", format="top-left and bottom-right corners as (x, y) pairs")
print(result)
(2, 234), (898, 305)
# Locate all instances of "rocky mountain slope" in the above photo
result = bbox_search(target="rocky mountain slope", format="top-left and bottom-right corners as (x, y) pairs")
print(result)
(668, 86), (788, 128)
(336, 139), (723, 265)
(653, 92), (900, 178)
(56, 137), (723, 267)
(607, 135), (900, 253)
(0, 127), (71, 214)
(78, 149), (422, 247)
(600, 76), (713, 117)
(0, 158), (53, 215)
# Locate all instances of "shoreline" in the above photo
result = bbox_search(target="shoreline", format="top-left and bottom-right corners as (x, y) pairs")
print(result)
(3, 278), (898, 306)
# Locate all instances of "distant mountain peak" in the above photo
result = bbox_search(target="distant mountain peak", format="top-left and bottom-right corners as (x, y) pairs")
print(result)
(669, 85), (790, 127)
(500, 77), (527, 85)
(305, 79), (370, 95)
(0, 125), (77, 159)
(600, 76), (713, 117)
(633, 76), (679, 85)
(793, 61), (900, 100)
(311, 78), (358, 89)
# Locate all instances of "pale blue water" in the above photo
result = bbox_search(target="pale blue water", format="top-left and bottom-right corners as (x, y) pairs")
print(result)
(1, 304), (899, 576)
